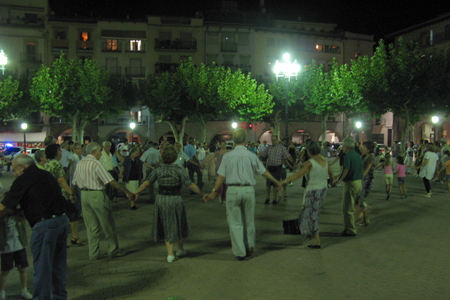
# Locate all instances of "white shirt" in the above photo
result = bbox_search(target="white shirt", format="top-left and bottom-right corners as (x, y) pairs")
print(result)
(197, 148), (206, 162)
(60, 148), (71, 168)
(218, 145), (266, 186)
(119, 144), (129, 158)
(99, 150), (115, 171)
(419, 151), (439, 180)
(174, 151), (190, 167)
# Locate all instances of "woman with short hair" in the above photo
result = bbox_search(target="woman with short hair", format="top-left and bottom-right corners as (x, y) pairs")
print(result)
(134, 144), (204, 262)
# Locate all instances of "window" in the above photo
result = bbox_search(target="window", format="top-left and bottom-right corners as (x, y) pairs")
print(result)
(355, 52), (361, 59)
(106, 39), (118, 51)
(267, 38), (276, 47)
(315, 44), (323, 52)
(106, 57), (119, 75)
(207, 33), (219, 45)
(324, 45), (340, 54)
(130, 40), (142, 51)
(24, 13), (38, 23)
(55, 30), (66, 40)
(238, 33), (249, 46)
(223, 54), (234, 65)
(222, 33), (235, 43)
(80, 32), (90, 41)
(129, 58), (142, 76)
(137, 111), (142, 123)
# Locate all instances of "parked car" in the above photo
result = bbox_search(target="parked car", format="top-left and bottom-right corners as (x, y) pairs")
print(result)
(2, 147), (25, 163)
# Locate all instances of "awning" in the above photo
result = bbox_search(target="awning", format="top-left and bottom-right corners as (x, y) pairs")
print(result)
(0, 131), (48, 143)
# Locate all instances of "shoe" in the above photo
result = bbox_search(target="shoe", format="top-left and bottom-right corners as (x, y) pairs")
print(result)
(236, 256), (245, 261)
(272, 200), (278, 205)
(386, 194), (391, 201)
(71, 237), (84, 246)
(130, 206), (138, 210)
(110, 250), (126, 258)
(264, 199), (270, 205)
(246, 247), (254, 257)
(21, 288), (33, 300)
(176, 250), (187, 257)
(307, 245), (321, 249)
(91, 253), (108, 260)
(359, 219), (370, 227)
(341, 230), (357, 237)
(167, 255), (175, 263)
(424, 193), (431, 198)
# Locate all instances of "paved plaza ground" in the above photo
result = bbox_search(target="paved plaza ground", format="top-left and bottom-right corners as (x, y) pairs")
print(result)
(0, 162), (449, 300)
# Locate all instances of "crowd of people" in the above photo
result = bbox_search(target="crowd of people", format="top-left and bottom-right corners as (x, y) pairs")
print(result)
(0, 132), (449, 299)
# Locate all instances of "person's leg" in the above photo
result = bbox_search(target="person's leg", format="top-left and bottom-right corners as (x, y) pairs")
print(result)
(225, 187), (246, 257)
(51, 217), (69, 300)
(165, 241), (174, 256)
(195, 165), (203, 189)
(81, 192), (102, 260)
(0, 270), (10, 292)
(187, 163), (195, 183)
(423, 177), (431, 194)
(177, 239), (184, 251)
(17, 267), (26, 288)
(242, 187), (256, 253)
(342, 182), (355, 234)
(265, 185), (271, 201)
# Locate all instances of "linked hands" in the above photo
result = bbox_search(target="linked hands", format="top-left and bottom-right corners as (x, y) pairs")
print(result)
(125, 191), (137, 201)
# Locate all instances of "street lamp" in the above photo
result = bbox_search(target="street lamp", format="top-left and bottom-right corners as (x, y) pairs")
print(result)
(432, 116), (439, 142)
(0, 50), (7, 75)
(231, 122), (238, 129)
(274, 53), (301, 147)
(129, 122), (135, 144)
(355, 121), (362, 143)
(21, 123), (27, 153)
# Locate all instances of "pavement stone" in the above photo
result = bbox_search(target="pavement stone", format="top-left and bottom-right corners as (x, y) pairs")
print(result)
(0, 161), (449, 300)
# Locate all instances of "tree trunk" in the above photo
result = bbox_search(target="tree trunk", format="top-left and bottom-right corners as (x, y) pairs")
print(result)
(199, 116), (207, 143)
(166, 121), (181, 144)
(321, 115), (327, 144)
(342, 113), (350, 137)
(71, 113), (79, 143)
(410, 122), (416, 145)
(178, 116), (188, 144)
(400, 112), (410, 153)
(268, 111), (282, 139)
(78, 119), (89, 144)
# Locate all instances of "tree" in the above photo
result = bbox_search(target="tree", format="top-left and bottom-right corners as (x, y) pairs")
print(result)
(31, 55), (136, 142)
(302, 59), (360, 143)
(352, 38), (436, 151)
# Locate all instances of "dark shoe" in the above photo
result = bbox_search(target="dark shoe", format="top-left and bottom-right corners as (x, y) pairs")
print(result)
(264, 199), (270, 204)
(307, 245), (321, 249)
(130, 206), (138, 210)
(91, 253), (108, 260)
(71, 237), (84, 246)
(341, 230), (357, 237)
(110, 250), (126, 258)
(272, 200), (278, 205)
(246, 248), (254, 257)
(236, 256), (246, 261)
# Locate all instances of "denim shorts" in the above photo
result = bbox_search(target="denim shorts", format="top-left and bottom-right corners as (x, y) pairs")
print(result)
(398, 177), (406, 183)
(1, 248), (29, 271)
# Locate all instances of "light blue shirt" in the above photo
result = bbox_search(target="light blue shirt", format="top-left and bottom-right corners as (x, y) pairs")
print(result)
(218, 145), (266, 186)
(184, 144), (196, 160)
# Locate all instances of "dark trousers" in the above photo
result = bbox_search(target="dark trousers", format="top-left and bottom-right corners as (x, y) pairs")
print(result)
(187, 162), (203, 189)
(106, 170), (119, 200)
(423, 177), (431, 193)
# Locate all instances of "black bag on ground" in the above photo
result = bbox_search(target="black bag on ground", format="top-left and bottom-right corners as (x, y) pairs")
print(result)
(283, 218), (301, 235)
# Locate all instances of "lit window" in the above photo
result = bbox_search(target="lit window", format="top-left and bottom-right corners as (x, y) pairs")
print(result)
(315, 44), (323, 52)
(130, 40), (142, 51)
(137, 111), (142, 123)
(81, 32), (89, 41)
(355, 52), (361, 59)
(106, 39), (118, 51)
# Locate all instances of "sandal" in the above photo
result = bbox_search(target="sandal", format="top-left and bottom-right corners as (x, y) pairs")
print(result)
(71, 237), (84, 246)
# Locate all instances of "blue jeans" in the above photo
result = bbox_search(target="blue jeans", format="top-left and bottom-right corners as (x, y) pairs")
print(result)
(30, 215), (69, 300)
(187, 162), (203, 189)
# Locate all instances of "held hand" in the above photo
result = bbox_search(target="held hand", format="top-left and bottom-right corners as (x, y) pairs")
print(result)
(275, 180), (282, 190)
(70, 195), (77, 203)
(125, 191), (135, 201)
(133, 193), (140, 201)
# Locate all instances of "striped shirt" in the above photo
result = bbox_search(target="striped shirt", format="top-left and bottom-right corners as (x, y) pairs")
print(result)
(260, 144), (291, 166)
(72, 155), (114, 190)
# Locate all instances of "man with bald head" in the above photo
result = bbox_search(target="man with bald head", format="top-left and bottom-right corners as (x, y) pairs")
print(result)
(0, 154), (74, 300)
(71, 142), (136, 260)
(204, 129), (281, 260)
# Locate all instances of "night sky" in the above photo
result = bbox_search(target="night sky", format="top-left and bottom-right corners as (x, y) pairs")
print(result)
(49, 0), (450, 41)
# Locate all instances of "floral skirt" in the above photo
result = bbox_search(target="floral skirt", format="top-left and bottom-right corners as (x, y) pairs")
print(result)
(153, 195), (189, 243)
(299, 187), (327, 236)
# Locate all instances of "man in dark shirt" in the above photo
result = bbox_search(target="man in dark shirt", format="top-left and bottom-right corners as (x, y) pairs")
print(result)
(0, 154), (71, 300)
(335, 137), (363, 236)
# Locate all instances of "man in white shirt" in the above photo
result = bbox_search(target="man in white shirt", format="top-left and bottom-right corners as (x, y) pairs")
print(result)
(140, 141), (162, 202)
(99, 141), (119, 201)
(60, 142), (71, 178)
(115, 140), (130, 165)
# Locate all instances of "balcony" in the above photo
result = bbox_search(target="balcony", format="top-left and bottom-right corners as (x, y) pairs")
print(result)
(155, 63), (179, 74)
(126, 43), (146, 52)
(51, 39), (69, 54)
(221, 42), (237, 52)
(102, 66), (122, 76)
(155, 39), (197, 51)
(77, 41), (94, 54)
(125, 67), (145, 77)
(20, 53), (42, 64)
(102, 42), (122, 52)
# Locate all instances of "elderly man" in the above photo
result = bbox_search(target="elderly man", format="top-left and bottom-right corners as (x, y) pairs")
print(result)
(0, 154), (75, 300)
(335, 137), (363, 236)
(99, 141), (119, 202)
(184, 137), (203, 191)
(259, 135), (293, 204)
(71, 142), (135, 260)
(140, 141), (162, 202)
(205, 129), (281, 260)
(44, 135), (57, 147)
(174, 142), (194, 168)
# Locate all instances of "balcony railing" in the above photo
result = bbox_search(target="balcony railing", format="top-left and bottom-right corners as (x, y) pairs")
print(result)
(77, 41), (94, 53)
(155, 63), (179, 74)
(20, 53), (42, 64)
(125, 67), (145, 77)
(221, 42), (237, 52)
(155, 39), (197, 51)
(102, 42), (122, 52)
(51, 39), (69, 53)
(126, 43), (146, 52)
(102, 66), (122, 76)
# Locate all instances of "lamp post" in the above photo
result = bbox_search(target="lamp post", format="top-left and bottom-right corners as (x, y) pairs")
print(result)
(130, 122), (135, 145)
(21, 123), (27, 153)
(274, 53), (301, 147)
(355, 121), (362, 143)
(231, 122), (237, 129)
(432, 116), (439, 142)
(0, 50), (7, 75)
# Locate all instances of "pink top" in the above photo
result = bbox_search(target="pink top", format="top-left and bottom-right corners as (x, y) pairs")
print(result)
(396, 164), (406, 177)
(384, 165), (393, 175)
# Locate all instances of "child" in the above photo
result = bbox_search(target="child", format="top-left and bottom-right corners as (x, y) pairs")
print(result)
(376, 153), (394, 200)
(0, 193), (32, 300)
(394, 156), (407, 198)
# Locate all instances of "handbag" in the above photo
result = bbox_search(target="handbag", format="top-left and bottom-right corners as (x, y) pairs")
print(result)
(283, 218), (301, 235)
